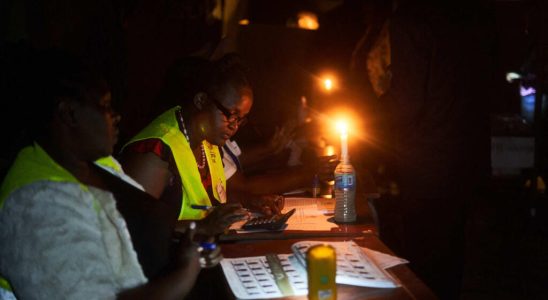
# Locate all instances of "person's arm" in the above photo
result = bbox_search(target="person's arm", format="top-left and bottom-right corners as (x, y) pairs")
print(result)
(120, 151), (172, 199)
(118, 224), (201, 300)
(228, 167), (310, 195)
(0, 182), (199, 300)
(228, 155), (337, 195)
(175, 204), (250, 236)
(238, 122), (296, 168)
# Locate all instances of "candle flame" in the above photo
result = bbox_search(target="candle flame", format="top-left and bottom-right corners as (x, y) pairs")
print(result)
(323, 79), (333, 91)
(336, 120), (348, 136)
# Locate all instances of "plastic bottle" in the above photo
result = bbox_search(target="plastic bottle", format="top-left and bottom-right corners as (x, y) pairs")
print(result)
(334, 158), (356, 223)
(312, 174), (321, 198)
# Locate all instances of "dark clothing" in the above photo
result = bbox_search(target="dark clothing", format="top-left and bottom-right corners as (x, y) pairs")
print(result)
(369, 2), (491, 299)
(93, 164), (177, 279)
(383, 4), (490, 197)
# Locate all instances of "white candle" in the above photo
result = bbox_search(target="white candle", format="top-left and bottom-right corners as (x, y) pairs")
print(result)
(340, 131), (348, 162)
(337, 121), (349, 162)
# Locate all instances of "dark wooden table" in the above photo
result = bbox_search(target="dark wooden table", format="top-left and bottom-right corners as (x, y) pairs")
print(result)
(221, 166), (382, 241)
(200, 170), (436, 299)
(214, 196), (436, 299)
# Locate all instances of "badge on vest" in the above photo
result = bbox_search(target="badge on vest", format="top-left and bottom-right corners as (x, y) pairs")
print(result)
(216, 182), (227, 203)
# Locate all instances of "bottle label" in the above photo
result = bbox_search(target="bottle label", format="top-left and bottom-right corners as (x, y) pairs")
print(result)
(335, 174), (355, 189)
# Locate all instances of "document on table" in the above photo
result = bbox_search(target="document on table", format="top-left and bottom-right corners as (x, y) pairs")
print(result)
(281, 197), (336, 231)
(229, 197), (337, 232)
(220, 240), (406, 299)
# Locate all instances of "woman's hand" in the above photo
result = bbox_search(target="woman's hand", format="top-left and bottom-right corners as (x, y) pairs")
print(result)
(174, 222), (201, 271)
(268, 121), (296, 155)
(197, 238), (223, 268)
(197, 203), (249, 236)
(243, 194), (285, 216)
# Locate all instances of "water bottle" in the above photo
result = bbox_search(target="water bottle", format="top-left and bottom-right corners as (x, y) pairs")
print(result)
(334, 159), (356, 223)
(312, 174), (321, 198)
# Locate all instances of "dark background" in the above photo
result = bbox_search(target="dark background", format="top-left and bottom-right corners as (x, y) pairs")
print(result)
(1, 0), (548, 299)
(1, 0), (544, 146)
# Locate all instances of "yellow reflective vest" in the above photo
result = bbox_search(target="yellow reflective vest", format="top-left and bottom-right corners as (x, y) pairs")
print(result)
(124, 106), (226, 220)
(0, 142), (122, 294)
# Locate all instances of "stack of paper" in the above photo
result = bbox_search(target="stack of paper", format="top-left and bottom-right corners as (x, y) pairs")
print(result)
(220, 240), (407, 299)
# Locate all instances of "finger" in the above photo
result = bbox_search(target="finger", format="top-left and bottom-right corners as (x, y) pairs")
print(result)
(271, 204), (281, 215)
(276, 195), (285, 210)
(185, 221), (196, 244)
(199, 243), (222, 268)
(202, 247), (223, 268)
(227, 213), (249, 223)
(262, 206), (273, 216)
(208, 248), (223, 266)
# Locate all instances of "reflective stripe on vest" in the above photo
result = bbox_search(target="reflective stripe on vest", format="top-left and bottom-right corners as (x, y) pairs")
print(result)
(124, 106), (226, 220)
(0, 277), (12, 292)
(0, 143), (121, 210)
(95, 156), (122, 173)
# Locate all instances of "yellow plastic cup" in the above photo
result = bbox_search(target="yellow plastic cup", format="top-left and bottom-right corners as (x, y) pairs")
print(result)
(307, 244), (337, 300)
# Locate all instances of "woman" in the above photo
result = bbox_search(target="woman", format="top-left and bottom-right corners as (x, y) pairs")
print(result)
(120, 54), (257, 234)
(0, 48), (202, 299)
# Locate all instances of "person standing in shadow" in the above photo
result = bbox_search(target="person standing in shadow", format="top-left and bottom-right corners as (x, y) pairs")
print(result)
(351, 1), (492, 298)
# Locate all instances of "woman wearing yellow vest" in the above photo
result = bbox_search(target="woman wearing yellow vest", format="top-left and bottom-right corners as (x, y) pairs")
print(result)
(0, 48), (202, 299)
(120, 54), (252, 236)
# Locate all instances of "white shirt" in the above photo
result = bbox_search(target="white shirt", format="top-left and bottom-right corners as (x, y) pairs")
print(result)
(222, 140), (242, 180)
(0, 180), (147, 299)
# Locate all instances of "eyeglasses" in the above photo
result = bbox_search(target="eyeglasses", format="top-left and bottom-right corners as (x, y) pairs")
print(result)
(208, 95), (248, 127)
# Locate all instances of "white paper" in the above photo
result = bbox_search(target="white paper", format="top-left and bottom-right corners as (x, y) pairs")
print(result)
(282, 197), (336, 231)
(361, 247), (409, 269)
(229, 197), (336, 232)
(291, 241), (399, 288)
(220, 254), (308, 299)
(221, 240), (405, 299)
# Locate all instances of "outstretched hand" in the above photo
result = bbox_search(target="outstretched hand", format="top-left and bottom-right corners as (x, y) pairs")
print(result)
(268, 121), (297, 155)
(197, 203), (250, 236)
(243, 194), (285, 216)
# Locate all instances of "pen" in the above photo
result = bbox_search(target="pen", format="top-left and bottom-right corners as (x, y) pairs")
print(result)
(198, 242), (217, 251)
(191, 205), (212, 210)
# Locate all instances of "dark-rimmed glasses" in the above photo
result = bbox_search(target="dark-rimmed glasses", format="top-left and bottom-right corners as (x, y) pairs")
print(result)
(208, 95), (248, 127)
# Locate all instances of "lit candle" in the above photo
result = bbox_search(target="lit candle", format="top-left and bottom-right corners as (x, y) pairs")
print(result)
(336, 121), (348, 162)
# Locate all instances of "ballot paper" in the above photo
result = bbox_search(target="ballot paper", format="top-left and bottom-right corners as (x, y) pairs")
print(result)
(220, 240), (405, 299)
(282, 197), (335, 231)
(229, 197), (337, 232)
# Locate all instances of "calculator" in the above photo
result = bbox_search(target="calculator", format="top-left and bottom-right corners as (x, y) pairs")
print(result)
(241, 208), (296, 231)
